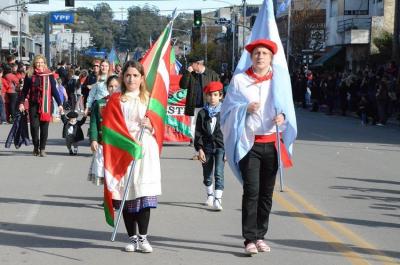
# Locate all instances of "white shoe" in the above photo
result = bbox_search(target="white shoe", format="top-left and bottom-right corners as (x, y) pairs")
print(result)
(205, 194), (214, 207)
(213, 198), (223, 211)
(138, 236), (153, 253)
(125, 243), (136, 252)
(124, 236), (138, 252)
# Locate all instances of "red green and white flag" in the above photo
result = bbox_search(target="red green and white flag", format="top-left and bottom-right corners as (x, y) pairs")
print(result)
(102, 93), (143, 227)
(140, 20), (174, 153)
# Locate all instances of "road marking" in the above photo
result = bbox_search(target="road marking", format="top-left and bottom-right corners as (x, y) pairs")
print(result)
(275, 192), (370, 265)
(22, 202), (41, 224)
(284, 187), (398, 265)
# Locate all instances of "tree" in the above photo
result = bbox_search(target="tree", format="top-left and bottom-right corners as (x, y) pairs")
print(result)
(372, 31), (393, 62)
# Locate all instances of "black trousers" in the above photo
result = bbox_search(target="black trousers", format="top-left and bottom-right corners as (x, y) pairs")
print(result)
(239, 142), (278, 243)
(29, 103), (50, 150)
(7, 93), (17, 121)
(123, 208), (151, 237)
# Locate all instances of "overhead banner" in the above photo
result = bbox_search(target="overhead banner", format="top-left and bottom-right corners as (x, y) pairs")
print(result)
(164, 75), (191, 143)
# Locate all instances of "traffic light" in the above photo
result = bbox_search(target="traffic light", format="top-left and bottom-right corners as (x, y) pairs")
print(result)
(193, 10), (202, 27)
(65, 0), (75, 7)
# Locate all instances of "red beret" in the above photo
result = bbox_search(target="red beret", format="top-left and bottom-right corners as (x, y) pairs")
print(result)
(245, 39), (278, 55)
(203, 81), (223, 94)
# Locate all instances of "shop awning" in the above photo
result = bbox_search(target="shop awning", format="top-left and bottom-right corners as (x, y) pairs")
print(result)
(311, 46), (344, 67)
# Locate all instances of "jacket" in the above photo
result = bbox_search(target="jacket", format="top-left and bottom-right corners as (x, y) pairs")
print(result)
(61, 114), (86, 142)
(194, 109), (224, 152)
(180, 68), (219, 116)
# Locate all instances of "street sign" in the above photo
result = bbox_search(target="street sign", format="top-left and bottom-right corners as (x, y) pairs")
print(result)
(50, 12), (74, 24)
(215, 18), (231, 25)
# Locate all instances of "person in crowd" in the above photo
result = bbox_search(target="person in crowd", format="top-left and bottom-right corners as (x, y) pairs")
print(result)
(4, 63), (19, 123)
(194, 81), (225, 211)
(82, 59), (100, 108)
(357, 95), (369, 126)
(0, 67), (9, 124)
(75, 69), (87, 113)
(53, 77), (67, 121)
(88, 75), (120, 185)
(65, 68), (79, 110)
(57, 60), (68, 86)
(179, 55), (219, 150)
(376, 76), (389, 126)
(60, 110), (87, 155)
(220, 39), (294, 255)
(102, 61), (161, 253)
(18, 54), (63, 157)
(84, 59), (111, 115)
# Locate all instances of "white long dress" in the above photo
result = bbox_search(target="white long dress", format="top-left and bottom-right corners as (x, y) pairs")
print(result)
(111, 91), (162, 202)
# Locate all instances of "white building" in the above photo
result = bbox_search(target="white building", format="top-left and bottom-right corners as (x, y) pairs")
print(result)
(323, 0), (395, 70)
(0, 0), (32, 62)
(34, 30), (91, 66)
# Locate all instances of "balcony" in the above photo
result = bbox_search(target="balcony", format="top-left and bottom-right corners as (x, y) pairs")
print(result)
(337, 18), (371, 33)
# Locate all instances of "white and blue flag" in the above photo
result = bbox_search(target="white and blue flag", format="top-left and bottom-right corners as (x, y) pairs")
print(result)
(221, 0), (297, 182)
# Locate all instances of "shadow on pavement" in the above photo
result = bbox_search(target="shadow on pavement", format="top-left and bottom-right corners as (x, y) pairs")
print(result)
(0, 197), (100, 210)
(159, 201), (216, 211)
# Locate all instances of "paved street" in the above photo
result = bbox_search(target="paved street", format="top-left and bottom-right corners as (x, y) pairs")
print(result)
(0, 109), (399, 265)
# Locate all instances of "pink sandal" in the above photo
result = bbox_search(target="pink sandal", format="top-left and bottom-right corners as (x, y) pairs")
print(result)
(256, 240), (271, 252)
(244, 242), (258, 255)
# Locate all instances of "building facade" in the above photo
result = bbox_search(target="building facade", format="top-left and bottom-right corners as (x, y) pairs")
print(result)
(0, 0), (32, 62)
(325, 0), (395, 70)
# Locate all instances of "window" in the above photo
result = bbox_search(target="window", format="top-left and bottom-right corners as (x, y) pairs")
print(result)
(330, 0), (338, 17)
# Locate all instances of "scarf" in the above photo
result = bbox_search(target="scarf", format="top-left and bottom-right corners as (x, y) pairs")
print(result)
(34, 69), (53, 122)
(245, 67), (273, 84)
(204, 102), (222, 118)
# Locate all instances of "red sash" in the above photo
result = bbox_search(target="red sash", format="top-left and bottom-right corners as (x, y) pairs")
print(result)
(254, 133), (293, 168)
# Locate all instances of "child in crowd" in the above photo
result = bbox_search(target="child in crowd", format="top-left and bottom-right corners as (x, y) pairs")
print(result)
(194, 81), (225, 211)
(61, 111), (87, 155)
(358, 95), (369, 126)
(88, 75), (120, 185)
(54, 78), (67, 120)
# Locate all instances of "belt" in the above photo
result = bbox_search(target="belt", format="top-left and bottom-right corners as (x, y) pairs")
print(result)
(254, 133), (293, 168)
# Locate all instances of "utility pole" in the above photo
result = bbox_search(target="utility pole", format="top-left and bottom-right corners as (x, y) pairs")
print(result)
(393, 0), (400, 63)
(45, 14), (50, 64)
(231, 11), (236, 72)
(286, 0), (292, 67)
(242, 0), (247, 49)
(71, 31), (75, 65)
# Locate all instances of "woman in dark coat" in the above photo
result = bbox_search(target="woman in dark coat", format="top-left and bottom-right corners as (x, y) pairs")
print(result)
(18, 54), (63, 157)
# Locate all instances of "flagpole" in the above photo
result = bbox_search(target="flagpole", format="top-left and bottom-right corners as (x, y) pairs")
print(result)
(275, 108), (284, 192)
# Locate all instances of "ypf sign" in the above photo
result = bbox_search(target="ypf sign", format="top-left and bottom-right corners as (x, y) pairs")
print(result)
(50, 12), (75, 24)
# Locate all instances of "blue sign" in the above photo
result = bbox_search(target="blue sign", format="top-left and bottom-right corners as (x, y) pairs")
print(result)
(50, 12), (74, 24)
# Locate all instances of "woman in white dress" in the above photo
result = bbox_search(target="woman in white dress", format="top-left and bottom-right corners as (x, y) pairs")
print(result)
(106, 60), (161, 253)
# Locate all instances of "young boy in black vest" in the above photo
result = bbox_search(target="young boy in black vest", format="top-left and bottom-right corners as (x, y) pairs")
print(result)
(61, 111), (86, 155)
(194, 81), (225, 210)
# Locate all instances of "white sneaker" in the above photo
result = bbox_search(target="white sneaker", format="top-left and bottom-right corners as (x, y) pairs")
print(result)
(125, 243), (136, 252)
(205, 194), (214, 207)
(138, 236), (153, 253)
(124, 236), (138, 252)
(214, 198), (223, 211)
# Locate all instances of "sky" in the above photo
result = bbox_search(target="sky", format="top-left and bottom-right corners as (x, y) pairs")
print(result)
(27, 0), (264, 18)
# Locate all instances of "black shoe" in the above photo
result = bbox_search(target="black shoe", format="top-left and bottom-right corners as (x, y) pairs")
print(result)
(33, 148), (39, 156)
(69, 149), (74, 155)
